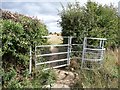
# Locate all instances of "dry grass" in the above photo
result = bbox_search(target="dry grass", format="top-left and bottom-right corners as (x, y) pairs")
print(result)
(73, 49), (119, 88)
(103, 49), (118, 78)
(47, 35), (63, 44)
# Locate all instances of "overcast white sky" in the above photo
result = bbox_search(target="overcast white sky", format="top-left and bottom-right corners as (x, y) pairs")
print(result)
(1, 0), (120, 33)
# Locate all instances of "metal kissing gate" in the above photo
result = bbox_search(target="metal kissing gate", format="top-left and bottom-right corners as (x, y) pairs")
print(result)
(29, 36), (106, 74)
(81, 37), (107, 70)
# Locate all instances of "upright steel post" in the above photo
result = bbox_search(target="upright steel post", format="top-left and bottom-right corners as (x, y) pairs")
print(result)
(35, 46), (37, 69)
(67, 36), (72, 65)
(100, 40), (105, 68)
(118, 1), (120, 16)
(69, 37), (72, 65)
(29, 46), (32, 74)
(81, 37), (87, 69)
(99, 40), (105, 59)
(99, 40), (102, 48)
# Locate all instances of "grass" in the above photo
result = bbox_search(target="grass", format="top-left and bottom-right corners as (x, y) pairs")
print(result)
(47, 35), (63, 44)
(104, 49), (118, 78)
(73, 49), (119, 88)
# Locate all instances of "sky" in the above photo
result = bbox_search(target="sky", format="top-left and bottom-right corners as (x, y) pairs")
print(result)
(1, 0), (120, 33)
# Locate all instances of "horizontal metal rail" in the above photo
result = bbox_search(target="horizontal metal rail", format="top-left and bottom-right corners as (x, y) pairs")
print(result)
(42, 36), (69, 38)
(86, 37), (107, 40)
(36, 52), (68, 57)
(72, 44), (83, 46)
(36, 44), (69, 48)
(86, 45), (99, 48)
(43, 64), (68, 70)
(85, 48), (105, 51)
(84, 52), (101, 54)
(71, 57), (82, 59)
(83, 58), (102, 61)
(42, 36), (78, 38)
(71, 44), (98, 48)
(36, 58), (68, 65)
(36, 44), (97, 48)
(42, 36), (107, 40)
(71, 51), (82, 53)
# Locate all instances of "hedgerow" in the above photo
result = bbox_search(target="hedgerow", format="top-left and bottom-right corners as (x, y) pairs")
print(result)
(59, 1), (119, 48)
(1, 9), (49, 88)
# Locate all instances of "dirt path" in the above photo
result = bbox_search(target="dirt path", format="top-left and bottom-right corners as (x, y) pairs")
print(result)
(44, 69), (81, 88)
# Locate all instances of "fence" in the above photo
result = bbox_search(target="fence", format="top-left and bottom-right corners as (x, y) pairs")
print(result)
(29, 36), (106, 74)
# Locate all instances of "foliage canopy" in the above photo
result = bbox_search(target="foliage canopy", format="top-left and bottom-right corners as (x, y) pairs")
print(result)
(59, 1), (119, 48)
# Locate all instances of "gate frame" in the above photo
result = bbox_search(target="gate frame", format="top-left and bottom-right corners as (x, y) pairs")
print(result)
(81, 37), (107, 70)
(29, 36), (107, 74)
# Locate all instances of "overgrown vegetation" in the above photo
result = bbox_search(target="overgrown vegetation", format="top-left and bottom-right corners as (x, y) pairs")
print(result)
(59, 1), (119, 88)
(71, 49), (119, 88)
(2, 67), (56, 88)
(1, 9), (54, 88)
(59, 1), (119, 48)
(2, 9), (48, 69)
(1, 0), (119, 89)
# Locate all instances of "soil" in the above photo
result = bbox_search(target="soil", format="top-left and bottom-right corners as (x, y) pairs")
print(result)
(44, 68), (81, 88)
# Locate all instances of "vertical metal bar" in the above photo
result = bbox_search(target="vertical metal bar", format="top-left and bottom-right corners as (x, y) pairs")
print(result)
(100, 40), (105, 67)
(67, 36), (70, 65)
(99, 40), (102, 48)
(100, 40), (104, 59)
(35, 46), (37, 69)
(69, 37), (72, 65)
(102, 40), (105, 48)
(29, 46), (32, 74)
(118, 1), (120, 16)
(67, 36), (72, 65)
(81, 37), (87, 69)
(67, 37), (69, 65)
(99, 40), (105, 68)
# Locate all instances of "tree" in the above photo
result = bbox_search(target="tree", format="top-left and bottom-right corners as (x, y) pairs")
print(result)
(59, 1), (119, 48)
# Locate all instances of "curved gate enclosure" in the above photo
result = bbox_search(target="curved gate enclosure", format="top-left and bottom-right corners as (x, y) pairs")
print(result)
(29, 36), (106, 74)
(81, 37), (107, 70)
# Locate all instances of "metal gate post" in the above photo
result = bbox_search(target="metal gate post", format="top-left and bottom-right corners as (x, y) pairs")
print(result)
(81, 37), (87, 69)
(35, 46), (37, 69)
(29, 46), (32, 74)
(67, 36), (72, 65)
(99, 40), (105, 68)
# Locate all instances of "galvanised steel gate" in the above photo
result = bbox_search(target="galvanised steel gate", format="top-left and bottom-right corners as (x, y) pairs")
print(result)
(29, 36), (106, 74)
(81, 37), (107, 70)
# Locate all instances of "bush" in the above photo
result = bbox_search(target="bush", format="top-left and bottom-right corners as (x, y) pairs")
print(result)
(1, 10), (48, 70)
(1, 10), (49, 88)
(34, 69), (57, 87)
(59, 1), (119, 48)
